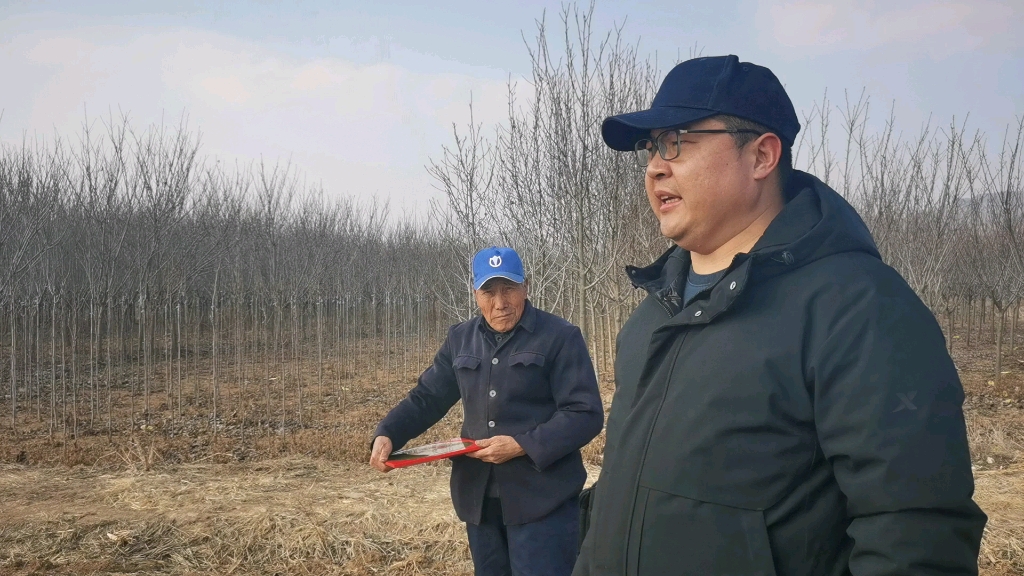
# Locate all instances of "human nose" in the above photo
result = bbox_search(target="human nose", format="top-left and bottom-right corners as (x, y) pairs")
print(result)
(646, 150), (670, 179)
(493, 292), (509, 310)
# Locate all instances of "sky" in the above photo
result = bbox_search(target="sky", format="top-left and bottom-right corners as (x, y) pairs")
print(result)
(1, 0), (1022, 219)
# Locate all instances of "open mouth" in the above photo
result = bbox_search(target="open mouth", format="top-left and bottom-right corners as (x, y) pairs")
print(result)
(655, 191), (681, 211)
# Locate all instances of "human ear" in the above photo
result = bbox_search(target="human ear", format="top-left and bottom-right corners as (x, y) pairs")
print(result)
(752, 133), (782, 182)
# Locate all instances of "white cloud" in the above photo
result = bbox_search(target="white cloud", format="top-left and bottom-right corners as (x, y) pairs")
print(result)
(757, 0), (1020, 57)
(0, 21), (512, 219)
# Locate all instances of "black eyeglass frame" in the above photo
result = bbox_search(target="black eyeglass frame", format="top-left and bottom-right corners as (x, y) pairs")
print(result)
(633, 129), (765, 167)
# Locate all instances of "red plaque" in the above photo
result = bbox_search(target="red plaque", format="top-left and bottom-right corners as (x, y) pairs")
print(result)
(385, 438), (482, 468)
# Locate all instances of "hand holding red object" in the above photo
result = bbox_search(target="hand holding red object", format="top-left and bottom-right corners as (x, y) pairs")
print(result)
(370, 436), (394, 473)
(465, 435), (525, 464)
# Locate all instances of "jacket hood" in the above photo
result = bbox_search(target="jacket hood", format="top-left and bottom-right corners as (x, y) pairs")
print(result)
(627, 170), (880, 293)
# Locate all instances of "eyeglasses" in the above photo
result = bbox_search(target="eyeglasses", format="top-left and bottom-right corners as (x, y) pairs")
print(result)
(633, 129), (764, 167)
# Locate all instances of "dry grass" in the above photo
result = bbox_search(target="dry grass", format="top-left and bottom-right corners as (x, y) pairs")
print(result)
(976, 463), (1024, 575)
(0, 457), (473, 575)
(0, 335), (1021, 575)
(952, 331), (1024, 575)
(966, 410), (1024, 575)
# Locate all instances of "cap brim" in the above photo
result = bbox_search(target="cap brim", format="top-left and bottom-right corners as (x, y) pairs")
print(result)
(601, 106), (717, 151)
(474, 273), (525, 291)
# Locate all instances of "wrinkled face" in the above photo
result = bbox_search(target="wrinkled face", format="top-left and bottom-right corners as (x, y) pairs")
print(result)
(474, 278), (528, 333)
(644, 117), (760, 254)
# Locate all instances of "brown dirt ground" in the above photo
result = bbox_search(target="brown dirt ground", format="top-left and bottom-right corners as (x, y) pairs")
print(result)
(0, 329), (1021, 575)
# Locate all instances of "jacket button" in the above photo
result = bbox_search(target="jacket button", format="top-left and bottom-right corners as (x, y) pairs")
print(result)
(491, 358), (499, 365)
(730, 281), (737, 290)
(489, 390), (496, 398)
(694, 310), (702, 317)
(488, 420), (495, 428)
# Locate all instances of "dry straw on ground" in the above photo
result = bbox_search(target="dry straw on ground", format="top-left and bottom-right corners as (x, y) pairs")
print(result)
(0, 457), (474, 575)
(968, 411), (1024, 575)
(2, 424), (1021, 576)
(0, 339), (1022, 575)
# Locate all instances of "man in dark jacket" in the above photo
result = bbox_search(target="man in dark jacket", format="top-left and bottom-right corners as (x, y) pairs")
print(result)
(573, 55), (987, 576)
(372, 246), (604, 576)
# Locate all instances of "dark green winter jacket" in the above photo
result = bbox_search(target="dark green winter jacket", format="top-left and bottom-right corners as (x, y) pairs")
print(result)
(573, 170), (987, 576)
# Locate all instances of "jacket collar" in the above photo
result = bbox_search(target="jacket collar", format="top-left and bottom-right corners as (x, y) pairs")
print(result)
(626, 246), (688, 293)
(623, 173), (831, 324)
(626, 169), (880, 297)
(519, 300), (537, 333)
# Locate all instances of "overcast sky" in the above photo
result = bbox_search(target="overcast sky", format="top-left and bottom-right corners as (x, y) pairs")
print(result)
(2, 0), (1021, 219)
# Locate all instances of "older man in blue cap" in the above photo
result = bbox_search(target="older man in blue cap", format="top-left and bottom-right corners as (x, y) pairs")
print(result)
(573, 55), (986, 575)
(371, 246), (604, 576)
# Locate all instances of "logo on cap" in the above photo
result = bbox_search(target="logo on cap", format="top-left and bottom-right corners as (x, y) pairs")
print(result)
(473, 246), (525, 290)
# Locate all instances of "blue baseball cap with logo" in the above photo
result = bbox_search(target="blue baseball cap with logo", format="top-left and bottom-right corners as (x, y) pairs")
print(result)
(601, 55), (800, 151)
(472, 247), (525, 290)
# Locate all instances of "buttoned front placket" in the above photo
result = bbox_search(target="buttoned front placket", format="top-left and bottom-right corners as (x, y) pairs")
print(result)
(481, 326), (520, 500)
(483, 327), (517, 436)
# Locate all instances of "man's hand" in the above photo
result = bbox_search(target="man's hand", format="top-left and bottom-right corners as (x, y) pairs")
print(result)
(370, 436), (394, 473)
(467, 435), (526, 464)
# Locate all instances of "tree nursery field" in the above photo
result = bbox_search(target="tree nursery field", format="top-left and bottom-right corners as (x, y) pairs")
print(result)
(2, 6), (1023, 574)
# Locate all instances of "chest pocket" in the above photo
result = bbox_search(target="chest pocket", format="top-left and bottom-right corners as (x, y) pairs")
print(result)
(508, 351), (545, 367)
(452, 355), (481, 394)
(453, 355), (481, 370)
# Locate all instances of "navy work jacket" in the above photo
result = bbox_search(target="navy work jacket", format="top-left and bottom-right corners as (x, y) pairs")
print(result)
(374, 300), (604, 525)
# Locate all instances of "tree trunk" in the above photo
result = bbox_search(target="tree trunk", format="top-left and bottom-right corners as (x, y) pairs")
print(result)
(211, 270), (220, 438)
(177, 295), (183, 416)
(278, 299), (285, 437)
(587, 299), (599, 382)
(89, 298), (96, 428)
(142, 292), (151, 424)
(1007, 301), (1015, 354)
(263, 300), (271, 434)
(10, 298), (17, 431)
(106, 294), (113, 439)
(50, 295), (57, 439)
(164, 300), (171, 408)
(990, 298), (997, 345)
(71, 299), (79, 439)
(947, 303), (955, 354)
(981, 297), (988, 344)
(60, 298), (68, 439)
(317, 297), (324, 420)
(36, 298), (42, 422)
(996, 305), (1006, 382)
(132, 301), (140, 425)
(239, 293), (246, 444)
(293, 295), (302, 428)
(966, 296), (973, 347)
(119, 300), (127, 435)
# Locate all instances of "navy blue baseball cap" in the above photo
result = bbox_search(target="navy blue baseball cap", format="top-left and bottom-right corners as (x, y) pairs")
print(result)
(602, 55), (800, 151)
(472, 247), (525, 290)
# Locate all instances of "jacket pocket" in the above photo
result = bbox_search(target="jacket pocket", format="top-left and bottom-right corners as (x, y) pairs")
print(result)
(636, 487), (777, 576)
(453, 355), (481, 370)
(508, 351), (545, 367)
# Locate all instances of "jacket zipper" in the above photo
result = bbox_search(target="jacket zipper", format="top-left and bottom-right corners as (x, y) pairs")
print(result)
(622, 328), (689, 575)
